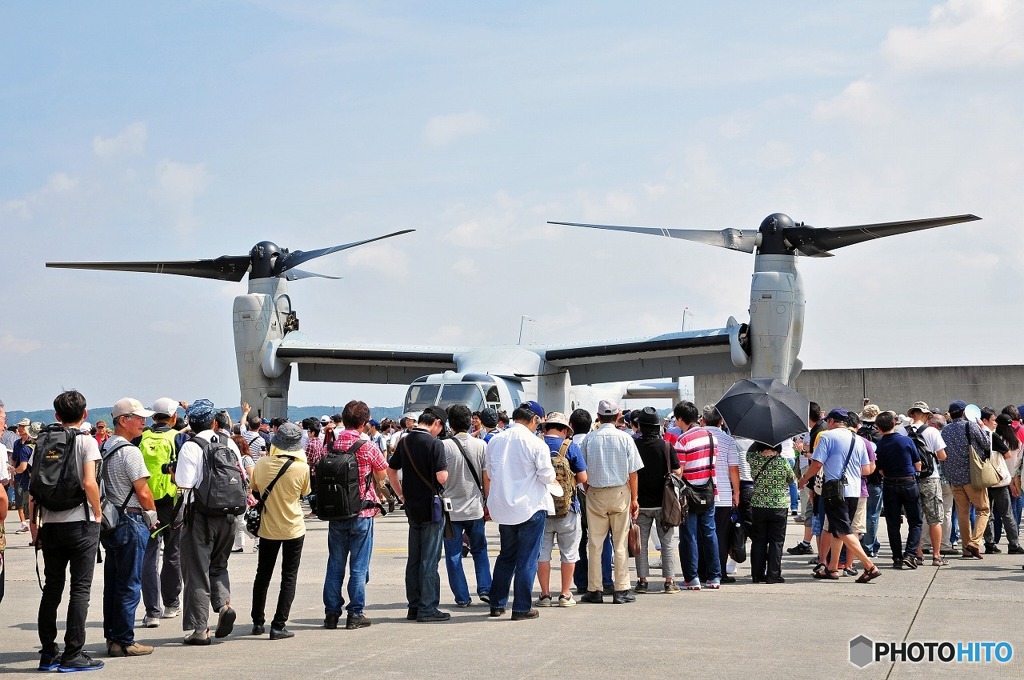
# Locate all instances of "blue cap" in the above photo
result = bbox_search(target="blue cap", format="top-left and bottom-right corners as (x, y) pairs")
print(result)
(368, 419), (380, 428)
(949, 400), (967, 413)
(825, 408), (848, 421)
(186, 398), (216, 425)
(523, 400), (545, 419)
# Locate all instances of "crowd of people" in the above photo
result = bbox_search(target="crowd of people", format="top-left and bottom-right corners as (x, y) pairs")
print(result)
(2, 390), (1022, 672)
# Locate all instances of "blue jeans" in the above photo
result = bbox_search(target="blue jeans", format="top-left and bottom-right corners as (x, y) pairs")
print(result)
(574, 532), (612, 591)
(490, 510), (546, 613)
(680, 506), (720, 583)
(442, 518), (491, 605)
(788, 481), (799, 512)
(405, 520), (444, 617)
(324, 517), (374, 616)
(861, 483), (883, 555)
(101, 513), (149, 645)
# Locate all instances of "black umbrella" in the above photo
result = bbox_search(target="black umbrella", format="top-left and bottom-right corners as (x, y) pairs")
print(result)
(714, 378), (809, 446)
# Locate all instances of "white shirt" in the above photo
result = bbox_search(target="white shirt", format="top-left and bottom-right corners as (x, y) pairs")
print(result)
(175, 430), (243, 504)
(915, 423), (946, 480)
(41, 433), (102, 524)
(485, 423), (555, 525)
(0, 443), (9, 482)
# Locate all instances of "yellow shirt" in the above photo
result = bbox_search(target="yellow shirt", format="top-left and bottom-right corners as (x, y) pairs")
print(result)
(251, 446), (311, 541)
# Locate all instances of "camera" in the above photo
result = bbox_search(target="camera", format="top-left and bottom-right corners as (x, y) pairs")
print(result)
(442, 497), (453, 513)
(161, 461), (176, 475)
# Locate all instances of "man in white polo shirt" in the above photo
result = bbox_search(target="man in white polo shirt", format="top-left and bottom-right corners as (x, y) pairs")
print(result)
(484, 402), (555, 621)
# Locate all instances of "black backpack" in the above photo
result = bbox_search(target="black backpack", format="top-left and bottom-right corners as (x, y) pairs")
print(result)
(29, 425), (88, 512)
(858, 424), (883, 484)
(906, 424), (935, 478)
(192, 435), (248, 516)
(314, 440), (371, 521)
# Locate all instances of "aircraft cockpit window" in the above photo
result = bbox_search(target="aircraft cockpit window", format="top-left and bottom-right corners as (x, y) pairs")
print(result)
(436, 383), (484, 411)
(405, 384), (440, 411)
(484, 385), (500, 406)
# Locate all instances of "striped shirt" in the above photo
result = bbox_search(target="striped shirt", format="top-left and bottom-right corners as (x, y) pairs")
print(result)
(675, 426), (717, 487)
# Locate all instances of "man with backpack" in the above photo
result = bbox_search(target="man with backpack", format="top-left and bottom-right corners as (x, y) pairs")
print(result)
(319, 400), (388, 631)
(100, 398), (159, 658)
(30, 390), (105, 672)
(484, 403), (556, 620)
(439, 404), (491, 608)
(387, 407), (450, 622)
(174, 399), (246, 645)
(906, 402), (949, 565)
(535, 411), (587, 607)
(139, 397), (184, 628)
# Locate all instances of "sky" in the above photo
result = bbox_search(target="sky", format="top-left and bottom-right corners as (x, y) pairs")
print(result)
(2, 0), (1022, 412)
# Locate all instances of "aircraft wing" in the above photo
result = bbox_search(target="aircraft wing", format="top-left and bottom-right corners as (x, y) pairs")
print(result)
(275, 334), (460, 385)
(541, 324), (746, 384)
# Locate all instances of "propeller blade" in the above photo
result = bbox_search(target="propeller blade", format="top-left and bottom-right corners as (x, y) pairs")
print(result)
(548, 221), (758, 253)
(284, 268), (342, 281)
(45, 256), (251, 282)
(278, 229), (415, 273)
(784, 214), (980, 254)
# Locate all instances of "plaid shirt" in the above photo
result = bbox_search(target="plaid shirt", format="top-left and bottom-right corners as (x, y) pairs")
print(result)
(305, 436), (328, 471)
(333, 429), (388, 518)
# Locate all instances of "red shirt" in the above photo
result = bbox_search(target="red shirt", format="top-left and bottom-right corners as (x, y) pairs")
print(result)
(674, 426), (718, 486)
(333, 429), (388, 518)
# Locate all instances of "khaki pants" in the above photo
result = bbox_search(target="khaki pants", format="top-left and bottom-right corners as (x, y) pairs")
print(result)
(952, 484), (991, 550)
(585, 485), (630, 592)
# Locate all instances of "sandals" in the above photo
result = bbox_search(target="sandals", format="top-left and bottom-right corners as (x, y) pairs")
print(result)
(813, 568), (840, 580)
(931, 557), (949, 566)
(856, 567), (881, 583)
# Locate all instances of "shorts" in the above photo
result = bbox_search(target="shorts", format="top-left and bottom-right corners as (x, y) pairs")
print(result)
(540, 512), (581, 563)
(13, 484), (29, 510)
(918, 476), (944, 526)
(852, 494), (867, 534)
(824, 497), (859, 538)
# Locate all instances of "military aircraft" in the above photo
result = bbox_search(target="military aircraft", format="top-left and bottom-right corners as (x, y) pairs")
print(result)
(46, 212), (979, 419)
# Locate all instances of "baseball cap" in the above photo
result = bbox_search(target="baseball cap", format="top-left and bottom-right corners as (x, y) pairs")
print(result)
(523, 401), (545, 419)
(368, 419), (380, 428)
(423, 405), (448, 424)
(112, 398), (155, 420)
(596, 399), (619, 417)
(479, 407), (498, 428)
(949, 400), (968, 413)
(825, 408), (848, 421)
(320, 415), (330, 424)
(150, 397), (179, 417)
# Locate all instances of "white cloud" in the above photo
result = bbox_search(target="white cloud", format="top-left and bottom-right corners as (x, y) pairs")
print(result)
(883, 0), (1024, 72)
(0, 333), (41, 354)
(813, 79), (887, 123)
(0, 172), (79, 221)
(344, 242), (409, 278)
(422, 111), (488, 147)
(154, 160), (210, 236)
(451, 257), (478, 276)
(93, 122), (147, 159)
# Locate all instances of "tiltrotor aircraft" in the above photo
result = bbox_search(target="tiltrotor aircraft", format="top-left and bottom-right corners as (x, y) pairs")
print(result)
(47, 212), (979, 419)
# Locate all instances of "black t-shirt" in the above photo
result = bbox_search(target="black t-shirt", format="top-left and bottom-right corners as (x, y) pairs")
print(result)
(635, 436), (679, 508)
(389, 428), (447, 524)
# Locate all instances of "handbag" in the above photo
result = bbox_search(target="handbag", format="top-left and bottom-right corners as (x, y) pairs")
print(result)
(821, 437), (857, 510)
(627, 517), (642, 558)
(660, 441), (684, 531)
(680, 431), (716, 514)
(246, 457), (295, 537)
(967, 422), (1001, 490)
(99, 443), (136, 539)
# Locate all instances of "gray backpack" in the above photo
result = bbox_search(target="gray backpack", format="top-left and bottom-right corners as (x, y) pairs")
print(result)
(193, 435), (248, 516)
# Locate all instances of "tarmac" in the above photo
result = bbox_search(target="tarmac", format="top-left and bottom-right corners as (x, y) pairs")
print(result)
(1, 509), (1021, 679)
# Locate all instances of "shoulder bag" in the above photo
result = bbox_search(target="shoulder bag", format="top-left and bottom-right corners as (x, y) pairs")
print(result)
(660, 440), (685, 530)
(245, 457), (295, 537)
(821, 437), (856, 509)
(681, 432), (716, 514)
(404, 439), (455, 539)
(968, 422), (1001, 490)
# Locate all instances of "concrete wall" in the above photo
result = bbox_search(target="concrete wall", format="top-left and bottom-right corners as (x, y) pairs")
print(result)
(695, 365), (1024, 413)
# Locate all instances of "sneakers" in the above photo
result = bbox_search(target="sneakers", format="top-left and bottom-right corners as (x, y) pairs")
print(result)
(984, 544), (1002, 554)
(535, 595), (552, 607)
(38, 653), (60, 672)
(416, 611), (451, 622)
(843, 567), (859, 577)
(684, 578), (701, 591)
(107, 641), (154, 657)
(703, 580), (720, 590)
(634, 580), (648, 594)
(57, 653), (104, 672)
(557, 593), (576, 607)
(902, 556), (918, 570)
(478, 593), (491, 604)
(184, 629), (211, 646)
(787, 542), (813, 555)
(215, 605), (236, 638)
(1008, 545), (1024, 555)
(142, 614), (161, 628)
(510, 609), (539, 621)
(269, 627), (294, 640)
(579, 590), (604, 604)
(455, 601), (471, 608)
(663, 582), (681, 594)
(15, 523), (29, 534)
(345, 614), (371, 629)
(612, 590), (636, 604)
(161, 606), (179, 619)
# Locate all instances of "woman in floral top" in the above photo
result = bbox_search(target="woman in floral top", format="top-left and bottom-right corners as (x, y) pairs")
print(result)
(747, 441), (797, 583)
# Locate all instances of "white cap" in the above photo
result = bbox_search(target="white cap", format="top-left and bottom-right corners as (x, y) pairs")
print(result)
(151, 397), (179, 417)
